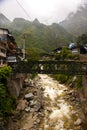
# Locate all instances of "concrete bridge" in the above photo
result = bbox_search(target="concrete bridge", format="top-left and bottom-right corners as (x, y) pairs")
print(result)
(7, 60), (87, 98)
(13, 60), (87, 75)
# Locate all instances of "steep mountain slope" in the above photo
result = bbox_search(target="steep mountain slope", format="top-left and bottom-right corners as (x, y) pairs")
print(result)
(12, 21), (72, 52)
(0, 13), (10, 26)
(0, 14), (73, 52)
(59, 5), (87, 36)
(9, 18), (31, 31)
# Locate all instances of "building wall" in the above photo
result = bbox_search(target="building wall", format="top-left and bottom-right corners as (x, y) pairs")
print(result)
(0, 40), (7, 66)
(0, 28), (18, 66)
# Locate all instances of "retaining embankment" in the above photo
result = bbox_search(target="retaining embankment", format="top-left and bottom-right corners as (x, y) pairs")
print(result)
(82, 75), (87, 98)
(7, 73), (27, 97)
(79, 54), (87, 99)
(78, 54), (87, 124)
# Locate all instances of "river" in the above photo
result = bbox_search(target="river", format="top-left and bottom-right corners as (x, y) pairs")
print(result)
(37, 74), (85, 130)
(6, 74), (86, 130)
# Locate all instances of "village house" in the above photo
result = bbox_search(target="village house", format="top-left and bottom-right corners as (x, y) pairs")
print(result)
(0, 28), (17, 66)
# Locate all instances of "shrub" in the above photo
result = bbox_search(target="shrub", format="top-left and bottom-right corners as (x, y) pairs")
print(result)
(52, 74), (69, 84)
(75, 75), (82, 89)
(0, 66), (16, 117)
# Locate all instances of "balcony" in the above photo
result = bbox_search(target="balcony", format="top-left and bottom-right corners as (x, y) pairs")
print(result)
(0, 41), (7, 48)
(0, 52), (6, 58)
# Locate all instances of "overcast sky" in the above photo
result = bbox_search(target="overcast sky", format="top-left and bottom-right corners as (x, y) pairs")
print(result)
(0, 0), (85, 25)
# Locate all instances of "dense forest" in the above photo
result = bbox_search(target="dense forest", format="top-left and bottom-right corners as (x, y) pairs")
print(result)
(1, 4), (87, 53)
(0, 14), (73, 53)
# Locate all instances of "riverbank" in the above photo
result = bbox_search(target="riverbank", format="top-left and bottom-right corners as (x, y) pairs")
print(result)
(4, 74), (87, 130)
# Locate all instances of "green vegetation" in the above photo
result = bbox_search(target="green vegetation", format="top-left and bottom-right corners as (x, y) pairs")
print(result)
(77, 34), (87, 45)
(52, 74), (82, 88)
(52, 74), (70, 84)
(75, 75), (82, 89)
(14, 22), (72, 52)
(0, 14), (73, 52)
(54, 47), (79, 60)
(26, 47), (43, 61)
(52, 47), (82, 88)
(0, 66), (16, 117)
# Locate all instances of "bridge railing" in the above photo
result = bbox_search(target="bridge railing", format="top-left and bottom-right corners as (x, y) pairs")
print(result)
(13, 60), (87, 75)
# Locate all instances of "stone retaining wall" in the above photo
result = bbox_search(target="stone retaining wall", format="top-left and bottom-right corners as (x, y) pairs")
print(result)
(7, 73), (27, 97)
(79, 54), (87, 99)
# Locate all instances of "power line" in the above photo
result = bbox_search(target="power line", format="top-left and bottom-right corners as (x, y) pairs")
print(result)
(15, 0), (32, 20)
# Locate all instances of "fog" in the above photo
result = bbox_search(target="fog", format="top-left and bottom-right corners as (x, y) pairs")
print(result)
(0, 0), (84, 24)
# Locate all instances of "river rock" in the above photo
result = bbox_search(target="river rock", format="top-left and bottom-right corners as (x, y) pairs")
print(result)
(38, 112), (44, 117)
(74, 118), (82, 125)
(30, 100), (37, 107)
(30, 108), (35, 112)
(41, 87), (45, 91)
(25, 93), (34, 100)
(74, 125), (81, 130)
(24, 78), (34, 87)
(25, 107), (31, 112)
(24, 79), (30, 87)
(34, 103), (41, 112)
(16, 99), (27, 111)
(44, 125), (49, 129)
(39, 128), (43, 130)
(19, 128), (26, 130)
(29, 80), (34, 87)
(36, 119), (40, 123)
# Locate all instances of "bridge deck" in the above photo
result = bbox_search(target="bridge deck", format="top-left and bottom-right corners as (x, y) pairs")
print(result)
(13, 60), (87, 75)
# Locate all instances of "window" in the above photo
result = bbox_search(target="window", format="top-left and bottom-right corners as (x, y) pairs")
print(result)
(7, 56), (17, 62)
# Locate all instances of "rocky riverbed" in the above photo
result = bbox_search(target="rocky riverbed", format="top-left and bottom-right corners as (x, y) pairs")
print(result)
(4, 74), (87, 130)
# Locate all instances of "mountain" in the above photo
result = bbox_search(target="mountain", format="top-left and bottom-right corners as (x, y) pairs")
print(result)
(59, 5), (87, 36)
(11, 22), (73, 52)
(0, 13), (10, 26)
(9, 18), (31, 31)
(0, 14), (73, 52)
(32, 18), (40, 25)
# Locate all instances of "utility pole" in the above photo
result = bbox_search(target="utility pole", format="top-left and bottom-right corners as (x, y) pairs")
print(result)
(22, 34), (26, 60)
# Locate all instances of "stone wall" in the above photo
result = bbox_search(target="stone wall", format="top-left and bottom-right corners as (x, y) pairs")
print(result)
(82, 75), (87, 98)
(79, 54), (87, 99)
(7, 73), (27, 97)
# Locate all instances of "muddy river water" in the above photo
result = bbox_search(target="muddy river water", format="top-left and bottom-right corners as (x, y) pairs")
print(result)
(6, 74), (87, 130)
(37, 74), (86, 130)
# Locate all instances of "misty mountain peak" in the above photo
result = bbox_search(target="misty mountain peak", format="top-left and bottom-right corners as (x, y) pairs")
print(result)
(33, 18), (40, 24)
(59, 5), (87, 35)
(13, 18), (30, 23)
(0, 13), (10, 25)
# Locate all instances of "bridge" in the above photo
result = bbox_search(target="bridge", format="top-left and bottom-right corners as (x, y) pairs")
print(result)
(12, 60), (87, 75)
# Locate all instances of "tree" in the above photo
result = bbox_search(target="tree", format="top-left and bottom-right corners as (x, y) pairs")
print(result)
(77, 34), (87, 45)
(26, 47), (41, 61)
(55, 47), (76, 60)
(0, 66), (16, 117)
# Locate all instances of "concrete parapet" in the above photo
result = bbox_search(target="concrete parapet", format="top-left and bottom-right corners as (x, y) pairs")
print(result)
(82, 75), (87, 98)
(7, 73), (27, 97)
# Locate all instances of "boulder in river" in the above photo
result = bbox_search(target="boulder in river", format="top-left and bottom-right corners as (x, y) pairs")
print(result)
(74, 118), (82, 125)
(25, 93), (34, 100)
(16, 99), (27, 111)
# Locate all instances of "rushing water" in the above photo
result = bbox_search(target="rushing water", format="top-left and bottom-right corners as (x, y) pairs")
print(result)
(37, 74), (85, 130)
